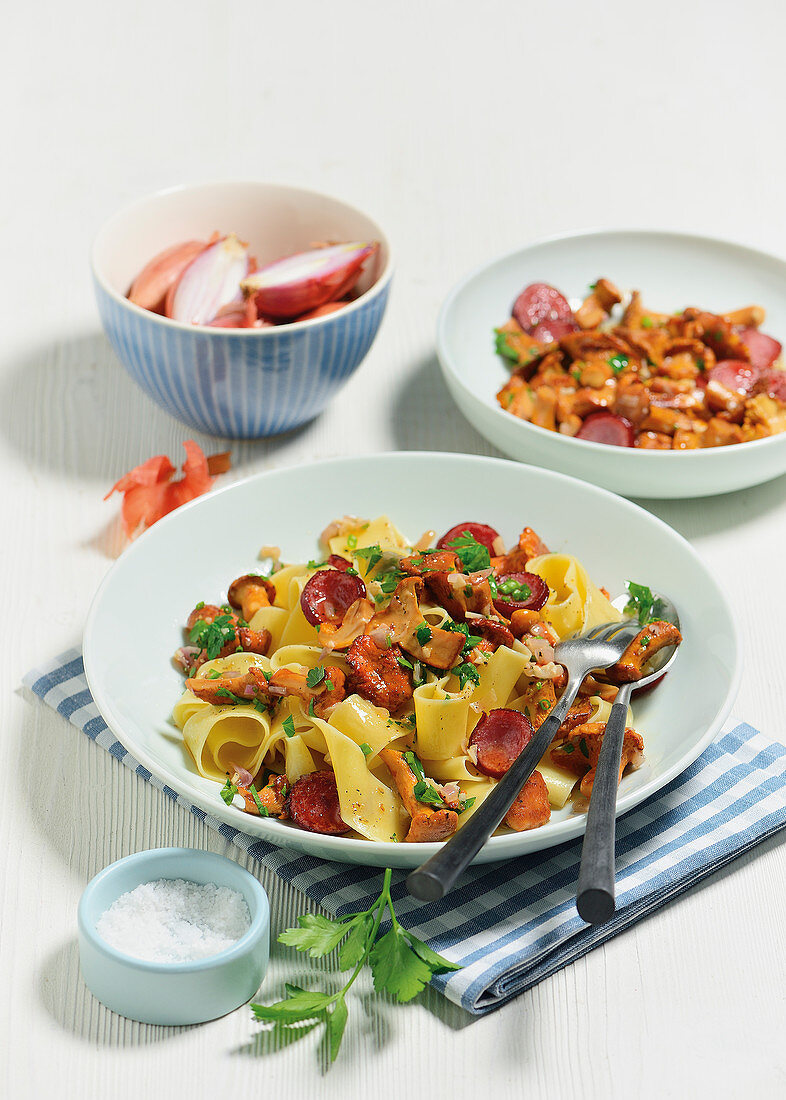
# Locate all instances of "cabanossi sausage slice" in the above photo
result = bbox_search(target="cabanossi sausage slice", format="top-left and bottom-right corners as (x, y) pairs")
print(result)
(575, 411), (635, 447)
(516, 281), (576, 332)
(737, 326), (782, 370)
(437, 522), (501, 553)
(300, 569), (366, 626)
(469, 708), (534, 778)
(492, 571), (549, 617)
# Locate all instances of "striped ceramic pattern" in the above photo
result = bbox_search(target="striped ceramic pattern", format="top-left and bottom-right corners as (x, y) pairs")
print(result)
(94, 280), (390, 438)
(25, 648), (786, 1016)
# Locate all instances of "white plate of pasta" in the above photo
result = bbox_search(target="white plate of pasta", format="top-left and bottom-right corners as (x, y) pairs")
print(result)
(83, 452), (740, 868)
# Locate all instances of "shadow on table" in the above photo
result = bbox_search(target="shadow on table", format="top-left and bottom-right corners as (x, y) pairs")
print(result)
(232, 981), (473, 1071)
(390, 353), (504, 458)
(634, 473), (786, 541)
(38, 940), (197, 1046)
(0, 330), (311, 484)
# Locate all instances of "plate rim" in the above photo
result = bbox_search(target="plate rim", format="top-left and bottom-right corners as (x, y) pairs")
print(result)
(83, 451), (743, 868)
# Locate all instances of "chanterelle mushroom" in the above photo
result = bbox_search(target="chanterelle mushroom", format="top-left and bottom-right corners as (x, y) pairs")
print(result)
(227, 574), (277, 621)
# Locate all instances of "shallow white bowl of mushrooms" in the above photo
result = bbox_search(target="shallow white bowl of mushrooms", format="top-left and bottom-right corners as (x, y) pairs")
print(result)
(437, 228), (786, 499)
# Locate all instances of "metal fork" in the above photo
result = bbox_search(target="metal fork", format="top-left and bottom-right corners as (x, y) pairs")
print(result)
(406, 619), (642, 902)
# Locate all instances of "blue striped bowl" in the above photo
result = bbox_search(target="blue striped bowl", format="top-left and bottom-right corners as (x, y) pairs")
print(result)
(92, 182), (393, 438)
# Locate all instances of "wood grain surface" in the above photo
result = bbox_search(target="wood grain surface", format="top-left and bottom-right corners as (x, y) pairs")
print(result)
(3, 1), (786, 1096)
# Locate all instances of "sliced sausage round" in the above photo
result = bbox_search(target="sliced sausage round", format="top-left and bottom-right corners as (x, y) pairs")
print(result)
(758, 368), (786, 402)
(327, 554), (353, 572)
(512, 282), (575, 334)
(493, 571), (549, 617)
(708, 360), (760, 395)
(530, 317), (579, 344)
(437, 522), (501, 553)
(300, 569), (366, 626)
(575, 411), (635, 447)
(287, 770), (349, 835)
(737, 327), (782, 371)
(470, 709), (535, 779)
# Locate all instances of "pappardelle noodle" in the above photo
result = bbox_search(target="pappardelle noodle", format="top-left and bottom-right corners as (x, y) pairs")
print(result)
(172, 517), (680, 842)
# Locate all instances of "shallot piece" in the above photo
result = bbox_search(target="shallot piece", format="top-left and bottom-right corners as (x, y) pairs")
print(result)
(105, 441), (230, 538)
(166, 233), (251, 325)
(127, 238), (213, 313)
(241, 242), (378, 320)
(206, 299), (258, 329)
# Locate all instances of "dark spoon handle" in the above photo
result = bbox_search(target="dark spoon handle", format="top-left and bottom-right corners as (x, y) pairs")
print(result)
(575, 683), (633, 924)
(406, 677), (581, 902)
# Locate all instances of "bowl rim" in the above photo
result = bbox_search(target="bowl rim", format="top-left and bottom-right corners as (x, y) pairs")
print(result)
(437, 224), (786, 462)
(77, 846), (270, 973)
(91, 179), (394, 336)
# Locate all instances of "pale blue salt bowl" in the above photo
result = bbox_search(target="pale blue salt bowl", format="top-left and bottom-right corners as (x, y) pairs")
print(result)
(77, 847), (270, 1025)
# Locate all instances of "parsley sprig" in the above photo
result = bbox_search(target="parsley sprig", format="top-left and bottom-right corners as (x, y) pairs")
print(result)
(251, 869), (460, 1062)
(624, 581), (667, 625)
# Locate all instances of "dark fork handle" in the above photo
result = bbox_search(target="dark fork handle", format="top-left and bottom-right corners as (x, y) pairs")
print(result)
(576, 683), (633, 923)
(406, 676), (582, 901)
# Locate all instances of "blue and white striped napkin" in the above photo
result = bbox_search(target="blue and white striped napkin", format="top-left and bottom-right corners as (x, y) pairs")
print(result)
(25, 648), (786, 1015)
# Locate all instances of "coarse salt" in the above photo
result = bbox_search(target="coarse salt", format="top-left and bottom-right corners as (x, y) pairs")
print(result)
(95, 878), (251, 963)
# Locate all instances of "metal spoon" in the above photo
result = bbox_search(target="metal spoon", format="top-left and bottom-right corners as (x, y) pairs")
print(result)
(575, 592), (681, 924)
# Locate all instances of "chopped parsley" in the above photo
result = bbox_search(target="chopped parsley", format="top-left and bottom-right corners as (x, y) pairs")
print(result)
(607, 352), (629, 374)
(412, 781), (445, 808)
(216, 686), (249, 705)
(640, 316), (653, 329)
(188, 613), (237, 660)
(444, 620), (482, 655)
(451, 662), (481, 690)
(624, 580), (667, 625)
(415, 623), (433, 646)
(306, 666), (326, 689)
(447, 532), (491, 574)
(307, 558), (326, 570)
(377, 568), (403, 595)
(640, 635), (651, 648)
(494, 330), (518, 362)
(248, 783), (269, 817)
(325, 679), (334, 691)
(282, 715), (296, 738)
(195, 600), (205, 610)
(220, 776), (238, 805)
(354, 544), (383, 575)
(308, 698), (316, 717)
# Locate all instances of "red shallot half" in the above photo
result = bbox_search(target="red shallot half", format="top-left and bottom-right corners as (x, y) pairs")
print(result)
(240, 241), (378, 320)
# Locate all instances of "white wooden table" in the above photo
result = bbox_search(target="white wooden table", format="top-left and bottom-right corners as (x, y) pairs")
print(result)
(4, 1), (786, 1095)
